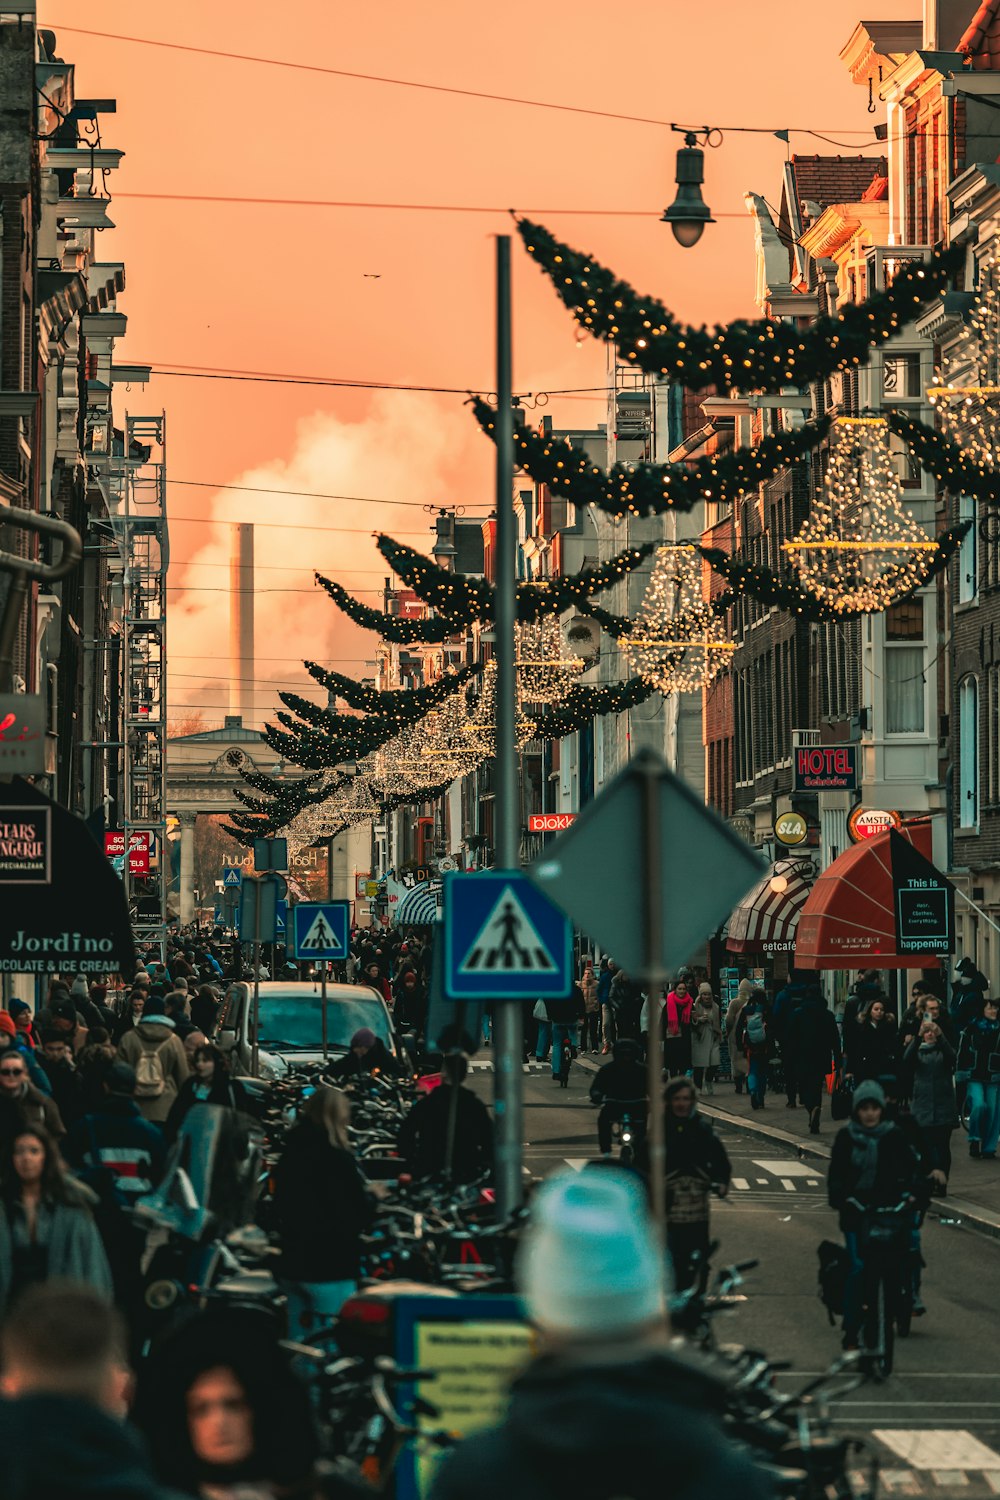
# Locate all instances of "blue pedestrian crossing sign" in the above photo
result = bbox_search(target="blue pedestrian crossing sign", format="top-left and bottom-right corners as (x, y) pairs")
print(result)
(291, 901), (349, 961)
(223, 867), (242, 889)
(276, 900), (287, 936)
(443, 870), (572, 1001)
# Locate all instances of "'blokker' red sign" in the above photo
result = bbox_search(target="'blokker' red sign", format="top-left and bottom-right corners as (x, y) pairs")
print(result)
(528, 813), (577, 833)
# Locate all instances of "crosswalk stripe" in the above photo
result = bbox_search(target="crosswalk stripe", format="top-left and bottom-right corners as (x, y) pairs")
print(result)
(564, 1159), (589, 1172)
(732, 1177), (749, 1191)
(781, 1179), (796, 1192)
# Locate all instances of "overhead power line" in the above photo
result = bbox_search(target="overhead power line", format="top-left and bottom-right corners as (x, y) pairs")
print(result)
(42, 23), (879, 138)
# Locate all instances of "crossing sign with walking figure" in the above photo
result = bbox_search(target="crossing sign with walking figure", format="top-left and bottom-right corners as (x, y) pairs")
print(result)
(443, 870), (572, 1001)
(291, 901), (350, 961)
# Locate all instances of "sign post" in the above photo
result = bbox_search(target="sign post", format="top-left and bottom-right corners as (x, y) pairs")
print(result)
(492, 233), (523, 1220)
(529, 749), (766, 1243)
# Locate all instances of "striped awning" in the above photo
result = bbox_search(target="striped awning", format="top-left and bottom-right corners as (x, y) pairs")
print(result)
(726, 859), (813, 955)
(393, 882), (441, 927)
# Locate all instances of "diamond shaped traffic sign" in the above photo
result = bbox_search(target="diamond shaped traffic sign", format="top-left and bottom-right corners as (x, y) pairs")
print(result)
(529, 749), (766, 979)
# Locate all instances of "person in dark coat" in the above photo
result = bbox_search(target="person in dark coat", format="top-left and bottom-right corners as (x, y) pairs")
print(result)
(398, 1054), (494, 1182)
(903, 1020), (958, 1187)
(0, 1283), (179, 1500)
(957, 996), (1000, 1159)
(164, 1044), (253, 1142)
(827, 1080), (919, 1348)
(785, 985), (842, 1134)
(771, 971), (809, 1108)
(36, 1031), (86, 1129)
(952, 957), (990, 1027)
(328, 1027), (399, 1081)
(609, 969), (644, 1044)
(543, 986), (586, 1081)
(638, 1077), (731, 1291)
(734, 989), (772, 1109)
(272, 1087), (379, 1338)
(589, 1039), (647, 1156)
(430, 1169), (770, 1500)
(845, 997), (900, 1082)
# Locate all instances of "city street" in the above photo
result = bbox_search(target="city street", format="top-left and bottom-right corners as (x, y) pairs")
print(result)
(470, 1056), (1000, 1495)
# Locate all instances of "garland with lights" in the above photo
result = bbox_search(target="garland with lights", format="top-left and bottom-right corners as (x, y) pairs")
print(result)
(472, 394), (831, 518)
(315, 575), (465, 643)
(885, 411), (1000, 504)
(279, 665), (480, 732)
(531, 676), (656, 739)
(377, 534), (659, 622)
(701, 522), (971, 621)
(517, 217), (963, 393)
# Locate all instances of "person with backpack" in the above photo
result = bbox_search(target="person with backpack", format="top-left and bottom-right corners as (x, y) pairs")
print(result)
(785, 984), (842, 1134)
(115, 1002), (189, 1125)
(735, 989), (772, 1109)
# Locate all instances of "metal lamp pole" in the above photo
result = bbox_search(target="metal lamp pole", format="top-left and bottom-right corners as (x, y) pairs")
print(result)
(493, 235), (524, 1218)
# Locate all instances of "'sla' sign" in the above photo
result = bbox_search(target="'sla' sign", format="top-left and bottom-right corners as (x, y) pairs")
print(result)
(793, 745), (858, 793)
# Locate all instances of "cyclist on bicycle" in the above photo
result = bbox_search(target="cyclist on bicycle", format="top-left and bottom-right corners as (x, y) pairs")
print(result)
(827, 1079), (920, 1350)
(637, 1077), (731, 1291)
(589, 1039), (648, 1157)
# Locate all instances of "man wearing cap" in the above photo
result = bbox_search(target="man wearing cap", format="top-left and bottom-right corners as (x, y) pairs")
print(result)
(827, 1079), (920, 1350)
(430, 1170), (771, 1500)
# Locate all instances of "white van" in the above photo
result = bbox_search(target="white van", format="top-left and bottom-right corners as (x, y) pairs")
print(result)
(219, 980), (399, 1079)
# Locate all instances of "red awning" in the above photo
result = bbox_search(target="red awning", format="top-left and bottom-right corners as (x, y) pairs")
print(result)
(794, 820), (942, 971)
(726, 859), (813, 955)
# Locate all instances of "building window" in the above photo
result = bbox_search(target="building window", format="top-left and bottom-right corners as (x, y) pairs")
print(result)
(988, 667), (1000, 808)
(884, 598), (925, 734)
(959, 676), (979, 829)
(958, 496), (978, 604)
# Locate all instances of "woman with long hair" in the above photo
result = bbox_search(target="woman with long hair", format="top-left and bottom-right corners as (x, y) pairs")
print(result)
(272, 1088), (379, 1339)
(846, 997), (900, 1082)
(165, 1043), (253, 1141)
(0, 1126), (112, 1311)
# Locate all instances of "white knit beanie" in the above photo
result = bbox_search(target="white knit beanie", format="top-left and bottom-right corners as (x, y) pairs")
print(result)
(519, 1169), (670, 1338)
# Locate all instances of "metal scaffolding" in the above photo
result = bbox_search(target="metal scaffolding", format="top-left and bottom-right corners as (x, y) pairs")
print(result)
(116, 413), (169, 955)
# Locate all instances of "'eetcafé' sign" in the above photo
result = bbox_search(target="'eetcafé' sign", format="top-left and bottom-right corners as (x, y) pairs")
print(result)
(793, 744), (859, 793)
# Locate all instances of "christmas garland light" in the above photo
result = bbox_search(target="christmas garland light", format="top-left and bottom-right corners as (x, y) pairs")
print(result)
(472, 394), (831, 518)
(532, 676), (656, 738)
(700, 522), (970, 620)
(315, 574), (465, 643)
(885, 411), (1000, 503)
(517, 217), (963, 392)
(377, 534), (659, 622)
(278, 665), (480, 734)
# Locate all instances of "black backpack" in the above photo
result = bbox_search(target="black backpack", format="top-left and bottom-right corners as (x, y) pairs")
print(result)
(817, 1239), (848, 1325)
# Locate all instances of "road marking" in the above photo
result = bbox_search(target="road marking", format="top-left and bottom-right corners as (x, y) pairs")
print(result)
(880, 1473), (923, 1493)
(807, 1178), (819, 1186)
(781, 1179), (797, 1192)
(931, 1473), (970, 1488)
(732, 1177), (750, 1191)
(753, 1159), (819, 1176)
(874, 1431), (1000, 1470)
(564, 1159), (589, 1172)
(756, 1177), (769, 1184)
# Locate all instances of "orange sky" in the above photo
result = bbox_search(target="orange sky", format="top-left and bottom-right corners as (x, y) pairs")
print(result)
(42, 0), (920, 725)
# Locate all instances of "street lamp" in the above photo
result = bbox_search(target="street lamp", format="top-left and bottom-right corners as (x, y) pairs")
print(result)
(661, 132), (715, 249)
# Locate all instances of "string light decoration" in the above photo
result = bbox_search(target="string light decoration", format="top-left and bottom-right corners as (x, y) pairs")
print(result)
(532, 676), (656, 738)
(884, 412), (998, 502)
(375, 534), (660, 624)
(923, 242), (1000, 501)
(516, 217), (962, 393)
(472, 395), (832, 519)
(781, 417), (940, 614)
(461, 660), (537, 750)
(621, 544), (735, 693)
(701, 522), (970, 622)
(515, 617), (585, 703)
(277, 665), (480, 734)
(315, 575), (464, 643)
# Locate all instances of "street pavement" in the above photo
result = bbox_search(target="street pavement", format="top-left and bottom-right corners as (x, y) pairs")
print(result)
(469, 1051), (1000, 1496)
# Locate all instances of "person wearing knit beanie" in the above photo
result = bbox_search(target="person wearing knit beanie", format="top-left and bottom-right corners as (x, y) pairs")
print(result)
(429, 1168), (772, 1500)
(519, 1169), (669, 1341)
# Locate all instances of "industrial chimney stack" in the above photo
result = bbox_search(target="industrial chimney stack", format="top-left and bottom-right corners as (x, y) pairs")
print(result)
(229, 523), (255, 725)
